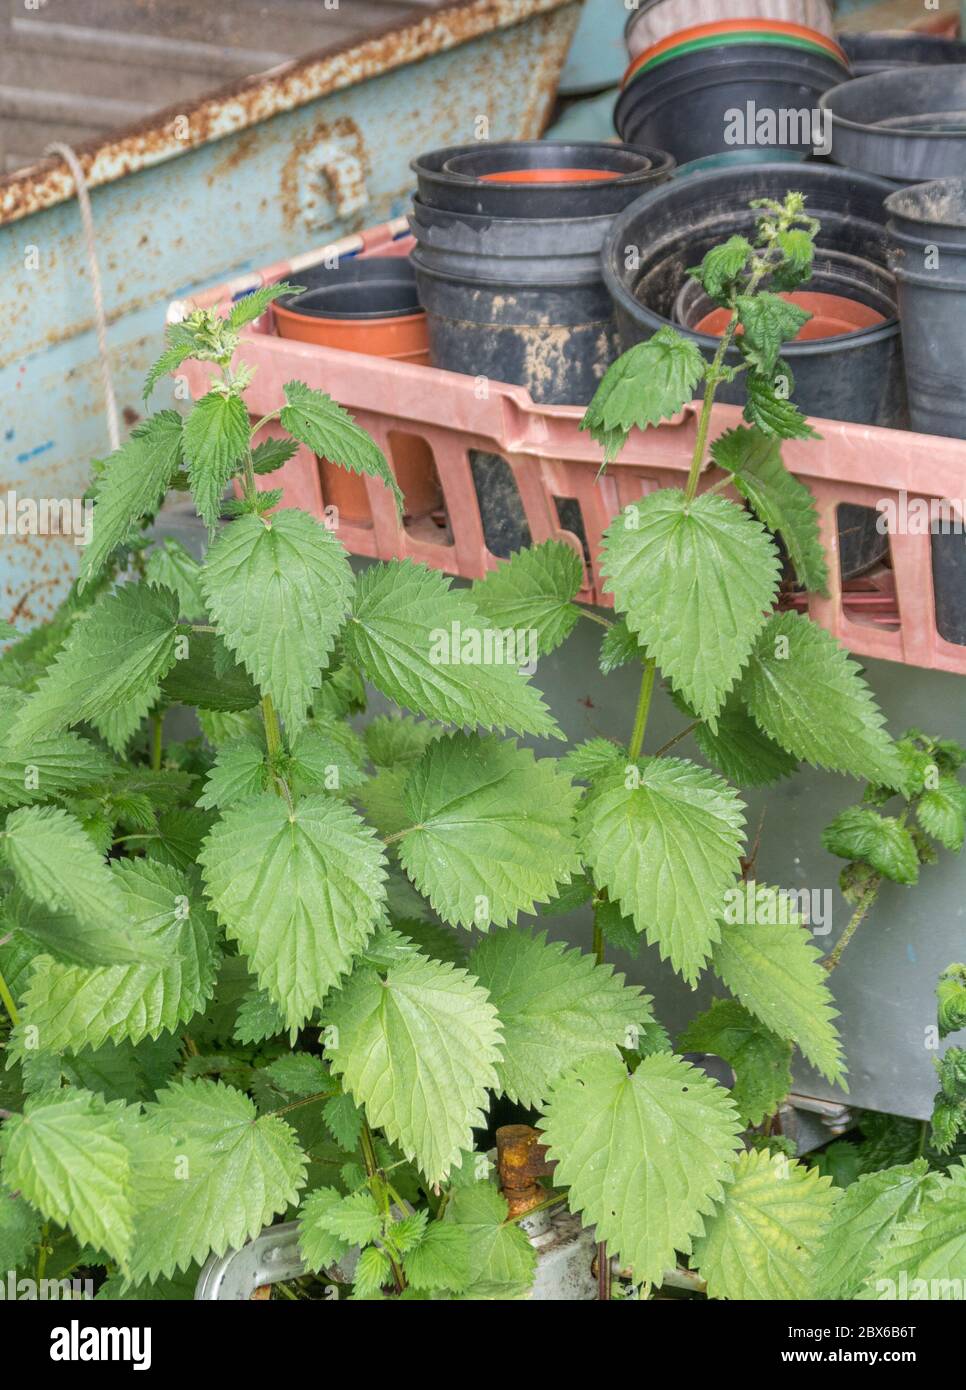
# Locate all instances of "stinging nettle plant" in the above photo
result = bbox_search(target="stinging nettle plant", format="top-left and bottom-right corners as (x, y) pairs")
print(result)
(0, 197), (964, 1301)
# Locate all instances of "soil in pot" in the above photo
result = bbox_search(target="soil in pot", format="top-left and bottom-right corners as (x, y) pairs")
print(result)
(602, 162), (908, 580)
(886, 176), (966, 644)
(275, 261), (440, 525)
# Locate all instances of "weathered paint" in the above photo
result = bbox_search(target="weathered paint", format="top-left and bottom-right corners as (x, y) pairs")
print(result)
(0, 0), (581, 622)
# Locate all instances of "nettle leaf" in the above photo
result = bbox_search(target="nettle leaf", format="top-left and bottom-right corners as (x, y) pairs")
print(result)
(739, 612), (906, 788)
(354, 1245), (391, 1297)
(693, 1149), (840, 1300)
(182, 390), (251, 532)
(251, 435), (300, 475)
(578, 758), (745, 985)
(689, 693), (798, 787)
(7, 877), (167, 969)
(679, 999), (792, 1127)
(938, 964), (966, 1039)
(444, 1182), (536, 1296)
(343, 561), (561, 740)
(129, 1078), (307, 1282)
(227, 282), (305, 332)
(541, 1052), (742, 1285)
(324, 953), (502, 1184)
(199, 792), (387, 1030)
(11, 583), (181, 753)
(711, 426), (829, 595)
(160, 630), (260, 713)
(285, 719), (368, 797)
(0, 703), (116, 811)
(196, 737), (267, 810)
(202, 510), (354, 734)
(917, 775), (966, 853)
(323, 1091), (363, 1151)
(404, 1221), (477, 1293)
(690, 235), (753, 302)
(0, 1179), (42, 1272)
(813, 1160), (933, 1299)
(602, 491), (780, 726)
(397, 734), (581, 930)
(745, 370), (820, 441)
(470, 541), (583, 657)
(260, 1052), (330, 1099)
(468, 928), (653, 1107)
(80, 411), (185, 590)
(144, 538), (206, 619)
(735, 293), (811, 378)
(711, 883), (846, 1085)
(863, 1163), (966, 1298)
(143, 325), (199, 403)
(298, 1187), (351, 1273)
(580, 328), (707, 462)
(0, 1089), (134, 1264)
(363, 714), (442, 770)
(822, 806), (920, 886)
(12, 858), (218, 1055)
(598, 617), (644, 675)
(2, 804), (126, 938)
(233, 984), (286, 1046)
(773, 229), (815, 290)
(559, 738), (624, 783)
(280, 380), (403, 513)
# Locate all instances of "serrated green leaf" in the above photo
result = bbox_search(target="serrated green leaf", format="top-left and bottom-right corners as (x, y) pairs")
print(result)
(558, 738), (625, 783)
(6, 876), (167, 969)
(227, 282), (304, 332)
(129, 1078), (307, 1282)
(251, 435), (301, 476)
(324, 954), (502, 1184)
(3, 804), (126, 940)
(182, 391), (251, 531)
(397, 734), (580, 930)
(602, 491), (780, 726)
(11, 858), (217, 1055)
(468, 928), (652, 1107)
(202, 511), (354, 735)
(693, 1149), (839, 1299)
(363, 714), (442, 770)
(711, 883), (845, 1085)
(233, 983), (286, 1045)
(80, 412), (185, 590)
(917, 775), (966, 853)
(739, 612), (905, 787)
(735, 293), (812, 378)
(578, 758), (745, 985)
(690, 235), (753, 302)
(744, 370), (820, 440)
(11, 583), (181, 753)
(280, 380), (402, 513)
(321, 1191), (383, 1246)
(196, 737), (267, 810)
(580, 328), (707, 463)
(679, 999), (792, 1127)
(684, 691), (798, 787)
(595, 896), (644, 958)
(823, 806), (919, 885)
(598, 617), (643, 675)
(813, 1160), (933, 1299)
(353, 1244), (391, 1297)
(470, 541), (582, 657)
(161, 630), (260, 713)
(142, 326), (199, 403)
(403, 1220), (476, 1292)
(144, 538), (206, 619)
(0, 1180), (42, 1273)
(261, 1052), (330, 1098)
(298, 1186), (351, 1272)
(938, 965), (966, 1040)
(541, 1052), (742, 1285)
(0, 712), (116, 811)
(0, 1089), (134, 1264)
(444, 1182), (536, 1295)
(343, 561), (561, 741)
(711, 426), (829, 595)
(199, 792), (386, 1029)
(323, 1092), (363, 1151)
(864, 1163), (966, 1298)
(285, 720), (367, 797)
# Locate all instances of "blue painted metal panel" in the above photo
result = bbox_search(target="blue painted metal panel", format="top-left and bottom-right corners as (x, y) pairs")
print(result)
(0, 0), (581, 624)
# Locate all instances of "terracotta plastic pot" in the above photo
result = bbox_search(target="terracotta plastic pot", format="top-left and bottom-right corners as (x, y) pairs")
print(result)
(274, 261), (439, 524)
(623, 18), (848, 82)
(690, 290), (887, 340)
(478, 167), (617, 184)
(625, 0), (835, 57)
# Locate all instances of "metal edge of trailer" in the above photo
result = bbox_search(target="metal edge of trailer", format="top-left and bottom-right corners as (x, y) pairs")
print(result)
(0, 0), (583, 625)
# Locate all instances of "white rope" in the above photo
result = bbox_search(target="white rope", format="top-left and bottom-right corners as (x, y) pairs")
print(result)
(45, 142), (121, 453)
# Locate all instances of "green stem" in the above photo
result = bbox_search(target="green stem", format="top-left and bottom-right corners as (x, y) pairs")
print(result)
(0, 964), (20, 1027)
(359, 1119), (380, 1181)
(653, 721), (700, 759)
(580, 610), (613, 631)
(269, 1090), (336, 1119)
(916, 1119), (929, 1159)
(627, 661), (656, 762)
(823, 878), (881, 974)
(504, 1191), (567, 1226)
(250, 410), (281, 439)
(36, 1224), (49, 1283)
(150, 713), (163, 772)
(359, 1120), (405, 1294)
(261, 693), (283, 762)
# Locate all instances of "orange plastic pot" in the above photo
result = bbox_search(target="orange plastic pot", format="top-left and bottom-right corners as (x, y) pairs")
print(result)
(274, 284), (439, 524)
(623, 18), (848, 83)
(480, 167), (618, 184)
(694, 290), (886, 341)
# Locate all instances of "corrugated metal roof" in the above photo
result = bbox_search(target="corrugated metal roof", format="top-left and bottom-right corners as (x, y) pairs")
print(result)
(0, 0), (448, 172)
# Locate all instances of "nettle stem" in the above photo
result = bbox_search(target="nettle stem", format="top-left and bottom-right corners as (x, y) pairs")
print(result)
(628, 661), (656, 762)
(359, 1119), (406, 1293)
(823, 877), (882, 974)
(150, 712), (163, 772)
(0, 964), (20, 1027)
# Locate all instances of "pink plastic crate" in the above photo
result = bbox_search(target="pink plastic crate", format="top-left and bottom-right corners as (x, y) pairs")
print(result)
(170, 218), (966, 676)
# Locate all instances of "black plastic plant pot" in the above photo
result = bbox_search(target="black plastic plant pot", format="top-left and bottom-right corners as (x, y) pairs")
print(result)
(275, 255), (415, 303)
(411, 141), (675, 218)
(886, 176), (966, 645)
(614, 43), (847, 168)
(821, 67), (966, 182)
(603, 162), (908, 579)
(839, 31), (966, 78)
(277, 280), (421, 320)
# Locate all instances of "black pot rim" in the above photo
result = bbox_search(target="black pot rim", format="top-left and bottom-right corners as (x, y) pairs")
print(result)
(604, 162), (902, 359)
(885, 175), (966, 230)
(820, 66), (966, 142)
(409, 192), (619, 235)
(410, 247), (603, 293)
(621, 38), (847, 95)
(276, 283), (423, 321)
(412, 140), (672, 193)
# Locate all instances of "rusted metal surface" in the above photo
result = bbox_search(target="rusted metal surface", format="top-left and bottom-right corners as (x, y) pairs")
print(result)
(0, 0), (574, 225)
(0, 0), (580, 624)
(496, 1124), (555, 1219)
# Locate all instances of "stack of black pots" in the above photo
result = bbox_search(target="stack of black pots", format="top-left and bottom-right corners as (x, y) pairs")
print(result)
(408, 140), (674, 554)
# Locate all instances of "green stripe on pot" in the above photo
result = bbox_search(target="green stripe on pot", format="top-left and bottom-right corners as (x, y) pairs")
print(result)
(624, 31), (848, 84)
(672, 148), (809, 177)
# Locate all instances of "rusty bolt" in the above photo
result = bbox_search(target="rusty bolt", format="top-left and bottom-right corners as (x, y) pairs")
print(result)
(496, 1124), (554, 1220)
